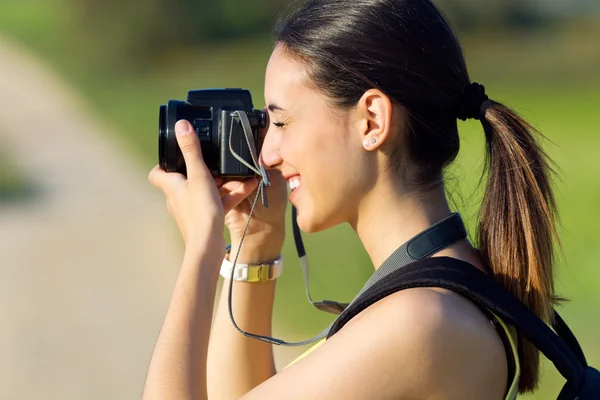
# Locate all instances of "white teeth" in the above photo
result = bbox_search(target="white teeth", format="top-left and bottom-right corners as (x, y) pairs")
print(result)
(288, 177), (301, 191)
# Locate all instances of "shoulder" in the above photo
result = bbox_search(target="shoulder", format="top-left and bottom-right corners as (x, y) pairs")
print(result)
(243, 287), (508, 400)
(340, 287), (509, 398)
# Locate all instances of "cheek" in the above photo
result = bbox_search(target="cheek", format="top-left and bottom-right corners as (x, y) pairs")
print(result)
(279, 124), (322, 166)
(290, 126), (371, 231)
(307, 132), (366, 201)
(290, 128), (349, 174)
(323, 130), (362, 176)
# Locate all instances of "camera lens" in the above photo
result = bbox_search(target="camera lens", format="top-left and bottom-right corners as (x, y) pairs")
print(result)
(158, 105), (167, 170)
(159, 100), (187, 174)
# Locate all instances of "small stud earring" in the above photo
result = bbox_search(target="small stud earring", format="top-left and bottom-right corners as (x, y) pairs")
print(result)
(363, 138), (377, 148)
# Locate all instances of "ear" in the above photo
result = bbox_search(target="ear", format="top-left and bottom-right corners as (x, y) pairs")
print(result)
(355, 89), (393, 151)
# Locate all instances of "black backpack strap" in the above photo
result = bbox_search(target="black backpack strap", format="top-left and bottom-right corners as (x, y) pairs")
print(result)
(328, 257), (592, 397)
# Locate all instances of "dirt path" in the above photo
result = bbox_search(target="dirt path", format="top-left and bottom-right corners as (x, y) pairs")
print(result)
(0, 35), (184, 399)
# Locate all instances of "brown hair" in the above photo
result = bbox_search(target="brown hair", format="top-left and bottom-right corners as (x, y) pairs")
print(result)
(478, 102), (559, 391)
(277, 0), (559, 392)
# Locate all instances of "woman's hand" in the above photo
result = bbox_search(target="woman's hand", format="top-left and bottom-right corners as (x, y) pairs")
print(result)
(148, 120), (258, 248)
(222, 170), (287, 239)
(223, 120), (288, 262)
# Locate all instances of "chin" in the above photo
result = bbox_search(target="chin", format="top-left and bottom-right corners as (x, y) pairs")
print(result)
(296, 207), (341, 234)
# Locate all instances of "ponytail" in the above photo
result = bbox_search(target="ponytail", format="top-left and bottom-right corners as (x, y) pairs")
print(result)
(477, 101), (559, 392)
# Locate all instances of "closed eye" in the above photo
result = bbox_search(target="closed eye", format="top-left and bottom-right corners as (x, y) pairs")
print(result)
(272, 122), (286, 128)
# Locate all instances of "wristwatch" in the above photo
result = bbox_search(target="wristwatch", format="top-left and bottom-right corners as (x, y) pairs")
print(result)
(220, 250), (283, 282)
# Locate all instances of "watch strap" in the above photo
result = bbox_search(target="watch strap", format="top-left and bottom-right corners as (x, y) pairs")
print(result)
(220, 253), (283, 282)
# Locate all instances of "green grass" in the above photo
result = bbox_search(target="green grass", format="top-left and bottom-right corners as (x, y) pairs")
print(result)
(2, 3), (600, 397)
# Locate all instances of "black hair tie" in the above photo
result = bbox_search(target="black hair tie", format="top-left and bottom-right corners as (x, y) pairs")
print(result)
(457, 82), (491, 121)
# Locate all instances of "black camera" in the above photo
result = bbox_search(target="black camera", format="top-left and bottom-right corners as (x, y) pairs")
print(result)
(158, 89), (266, 178)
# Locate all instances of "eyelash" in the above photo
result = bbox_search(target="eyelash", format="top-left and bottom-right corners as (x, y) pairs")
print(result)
(272, 122), (286, 128)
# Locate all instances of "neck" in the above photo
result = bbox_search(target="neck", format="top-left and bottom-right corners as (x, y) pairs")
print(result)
(350, 180), (453, 269)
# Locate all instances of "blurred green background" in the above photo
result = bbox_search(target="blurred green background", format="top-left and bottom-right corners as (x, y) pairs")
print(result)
(1, 0), (599, 398)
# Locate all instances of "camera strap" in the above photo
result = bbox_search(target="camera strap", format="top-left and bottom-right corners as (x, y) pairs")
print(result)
(228, 111), (270, 206)
(225, 111), (469, 346)
(291, 210), (471, 316)
(228, 198), (468, 346)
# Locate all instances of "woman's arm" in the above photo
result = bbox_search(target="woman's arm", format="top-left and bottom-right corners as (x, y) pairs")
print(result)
(144, 119), (286, 399)
(207, 240), (280, 399)
(207, 114), (288, 398)
(144, 119), (259, 399)
(143, 238), (223, 400)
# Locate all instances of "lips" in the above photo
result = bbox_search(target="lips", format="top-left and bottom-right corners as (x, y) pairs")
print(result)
(286, 175), (302, 202)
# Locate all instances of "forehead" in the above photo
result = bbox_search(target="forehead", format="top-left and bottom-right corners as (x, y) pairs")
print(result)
(264, 45), (311, 107)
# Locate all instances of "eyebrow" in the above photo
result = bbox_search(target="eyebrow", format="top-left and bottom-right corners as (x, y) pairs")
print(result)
(267, 104), (286, 112)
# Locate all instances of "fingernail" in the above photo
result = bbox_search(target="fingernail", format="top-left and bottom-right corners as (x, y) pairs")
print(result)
(175, 120), (191, 136)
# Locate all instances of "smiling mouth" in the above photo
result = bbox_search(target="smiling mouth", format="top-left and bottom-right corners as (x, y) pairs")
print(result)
(287, 176), (302, 192)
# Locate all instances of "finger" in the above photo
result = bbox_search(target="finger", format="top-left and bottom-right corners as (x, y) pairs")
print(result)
(174, 120), (208, 180)
(148, 165), (169, 189)
(218, 179), (256, 198)
(221, 180), (248, 192)
(221, 179), (260, 213)
(218, 184), (233, 198)
(214, 177), (225, 187)
(148, 165), (184, 191)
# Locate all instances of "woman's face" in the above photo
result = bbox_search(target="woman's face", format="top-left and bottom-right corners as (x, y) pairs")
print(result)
(261, 45), (375, 233)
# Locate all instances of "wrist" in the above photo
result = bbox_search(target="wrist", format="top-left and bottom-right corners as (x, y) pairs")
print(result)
(221, 249), (283, 282)
(185, 235), (226, 263)
(186, 217), (225, 250)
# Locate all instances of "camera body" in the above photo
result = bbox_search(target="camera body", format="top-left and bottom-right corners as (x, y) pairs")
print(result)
(159, 89), (266, 178)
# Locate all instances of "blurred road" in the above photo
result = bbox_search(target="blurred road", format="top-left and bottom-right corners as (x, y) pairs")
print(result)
(0, 35), (183, 399)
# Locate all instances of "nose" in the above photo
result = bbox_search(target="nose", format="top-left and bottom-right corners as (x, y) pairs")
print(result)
(259, 114), (283, 169)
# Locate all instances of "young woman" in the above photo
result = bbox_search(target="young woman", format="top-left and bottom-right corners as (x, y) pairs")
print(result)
(144, 1), (558, 399)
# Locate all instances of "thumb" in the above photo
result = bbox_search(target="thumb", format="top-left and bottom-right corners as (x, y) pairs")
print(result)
(175, 120), (206, 179)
